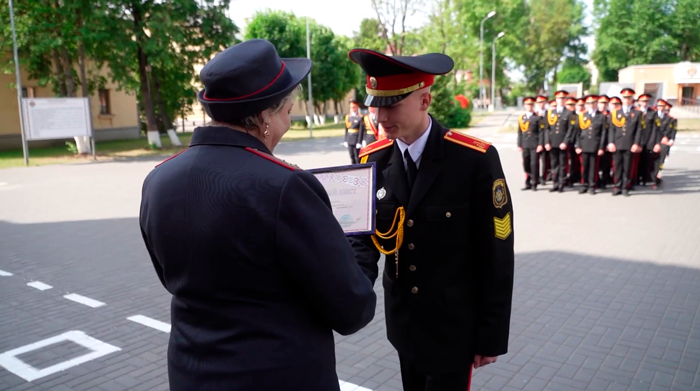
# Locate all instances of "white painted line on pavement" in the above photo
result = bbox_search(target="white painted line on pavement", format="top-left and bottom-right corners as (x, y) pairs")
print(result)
(0, 330), (120, 382)
(0, 269), (12, 277)
(339, 381), (373, 391)
(127, 315), (171, 333)
(27, 281), (52, 291)
(63, 294), (105, 308)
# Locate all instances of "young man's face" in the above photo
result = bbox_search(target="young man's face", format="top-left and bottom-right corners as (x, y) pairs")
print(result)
(639, 101), (648, 110)
(598, 102), (607, 112)
(536, 102), (545, 111)
(556, 97), (565, 106)
(350, 103), (360, 113)
(524, 103), (533, 113)
(622, 97), (635, 107)
(373, 88), (431, 140)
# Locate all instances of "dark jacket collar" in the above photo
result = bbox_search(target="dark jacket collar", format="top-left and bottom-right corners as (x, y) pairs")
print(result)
(189, 126), (272, 154)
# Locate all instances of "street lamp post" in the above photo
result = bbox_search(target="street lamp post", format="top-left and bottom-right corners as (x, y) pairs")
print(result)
(9, 0), (29, 166)
(490, 31), (505, 112)
(479, 10), (496, 111)
(306, 17), (313, 137)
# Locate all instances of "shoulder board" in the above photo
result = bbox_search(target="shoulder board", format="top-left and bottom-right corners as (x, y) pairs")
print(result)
(155, 149), (186, 167)
(359, 138), (394, 158)
(444, 130), (491, 153)
(245, 147), (298, 170)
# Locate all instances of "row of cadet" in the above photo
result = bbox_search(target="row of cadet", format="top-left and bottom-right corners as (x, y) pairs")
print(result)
(517, 89), (677, 196)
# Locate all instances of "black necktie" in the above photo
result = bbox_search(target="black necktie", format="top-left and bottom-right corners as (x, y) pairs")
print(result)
(404, 148), (417, 190)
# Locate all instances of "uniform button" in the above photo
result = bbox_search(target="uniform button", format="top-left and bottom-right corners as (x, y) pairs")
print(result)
(406, 219), (414, 227)
(409, 265), (417, 272)
(407, 243), (415, 250)
(411, 286), (419, 294)
(445, 212), (452, 218)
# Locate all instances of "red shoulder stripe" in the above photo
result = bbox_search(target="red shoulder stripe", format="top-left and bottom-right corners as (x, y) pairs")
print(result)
(359, 138), (394, 158)
(444, 130), (491, 153)
(155, 149), (187, 167)
(245, 147), (297, 170)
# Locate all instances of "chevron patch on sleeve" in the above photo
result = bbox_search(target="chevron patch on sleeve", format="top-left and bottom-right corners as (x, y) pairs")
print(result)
(494, 212), (512, 240)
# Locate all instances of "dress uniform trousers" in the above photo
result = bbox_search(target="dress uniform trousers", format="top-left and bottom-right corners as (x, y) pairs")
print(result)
(567, 144), (581, 185)
(581, 153), (598, 190)
(598, 151), (613, 188)
(400, 354), (472, 391)
(613, 150), (633, 189)
(346, 130), (361, 164)
(649, 150), (662, 185)
(549, 148), (567, 189)
(523, 148), (539, 186)
(638, 147), (650, 184)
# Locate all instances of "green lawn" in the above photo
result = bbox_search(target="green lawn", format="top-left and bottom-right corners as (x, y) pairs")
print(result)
(0, 122), (347, 169)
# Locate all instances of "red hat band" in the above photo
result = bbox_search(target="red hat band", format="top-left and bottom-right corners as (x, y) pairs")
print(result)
(366, 73), (435, 97)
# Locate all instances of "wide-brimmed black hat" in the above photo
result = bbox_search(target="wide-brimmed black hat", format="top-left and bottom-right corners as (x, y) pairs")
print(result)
(348, 49), (454, 107)
(197, 39), (312, 122)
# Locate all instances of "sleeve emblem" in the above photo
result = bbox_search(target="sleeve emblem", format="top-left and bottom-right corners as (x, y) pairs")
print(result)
(493, 179), (508, 208)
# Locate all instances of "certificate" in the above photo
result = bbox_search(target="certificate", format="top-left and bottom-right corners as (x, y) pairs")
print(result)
(308, 163), (377, 235)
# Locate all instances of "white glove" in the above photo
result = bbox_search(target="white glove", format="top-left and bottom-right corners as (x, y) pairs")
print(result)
(362, 140), (367, 147)
(356, 143), (362, 149)
(344, 142), (348, 147)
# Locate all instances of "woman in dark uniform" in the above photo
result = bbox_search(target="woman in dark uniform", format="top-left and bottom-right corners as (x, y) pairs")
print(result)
(139, 39), (376, 391)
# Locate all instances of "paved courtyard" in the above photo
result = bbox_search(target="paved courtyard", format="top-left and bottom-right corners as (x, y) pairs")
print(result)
(0, 111), (699, 390)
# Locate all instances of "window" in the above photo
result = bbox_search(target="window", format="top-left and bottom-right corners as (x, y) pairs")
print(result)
(21, 87), (36, 98)
(98, 89), (111, 114)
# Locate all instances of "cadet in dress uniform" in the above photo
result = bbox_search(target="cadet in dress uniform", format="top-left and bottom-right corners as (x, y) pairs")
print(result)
(348, 48), (514, 391)
(596, 95), (613, 189)
(363, 106), (381, 144)
(655, 100), (676, 183)
(574, 95), (607, 194)
(139, 39), (376, 391)
(544, 91), (574, 192)
(536, 95), (550, 183)
(607, 88), (642, 196)
(519, 97), (545, 191)
(568, 98), (586, 185)
(345, 99), (366, 163)
(636, 94), (657, 185)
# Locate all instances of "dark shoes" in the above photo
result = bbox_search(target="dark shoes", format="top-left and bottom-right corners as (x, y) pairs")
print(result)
(612, 188), (622, 196)
(579, 188), (588, 194)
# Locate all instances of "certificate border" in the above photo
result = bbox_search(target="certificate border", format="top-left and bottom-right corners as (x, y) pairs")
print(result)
(308, 162), (377, 236)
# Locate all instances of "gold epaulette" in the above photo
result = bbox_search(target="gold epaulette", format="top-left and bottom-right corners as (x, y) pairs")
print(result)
(443, 130), (491, 153)
(359, 138), (394, 158)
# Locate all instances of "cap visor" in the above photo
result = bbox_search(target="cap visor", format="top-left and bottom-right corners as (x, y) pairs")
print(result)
(364, 92), (411, 107)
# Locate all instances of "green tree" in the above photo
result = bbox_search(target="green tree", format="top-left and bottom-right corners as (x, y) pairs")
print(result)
(429, 75), (471, 128)
(670, 0), (700, 61)
(592, 0), (676, 82)
(557, 58), (592, 89)
(352, 18), (386, 52)
(244, 10), (306, 58)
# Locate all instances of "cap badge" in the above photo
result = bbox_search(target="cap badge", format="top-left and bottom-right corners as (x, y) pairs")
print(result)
(369, 77), (377, 89)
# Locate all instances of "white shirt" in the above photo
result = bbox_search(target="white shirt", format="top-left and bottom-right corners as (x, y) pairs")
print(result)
(525, 112), (533, 119)
(658, 111), (665, 119)
(588, 109), (597, 117)
(623, 105), (632, 114)
(557, 106), (564, 114)
(396, 117), (432, 170)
